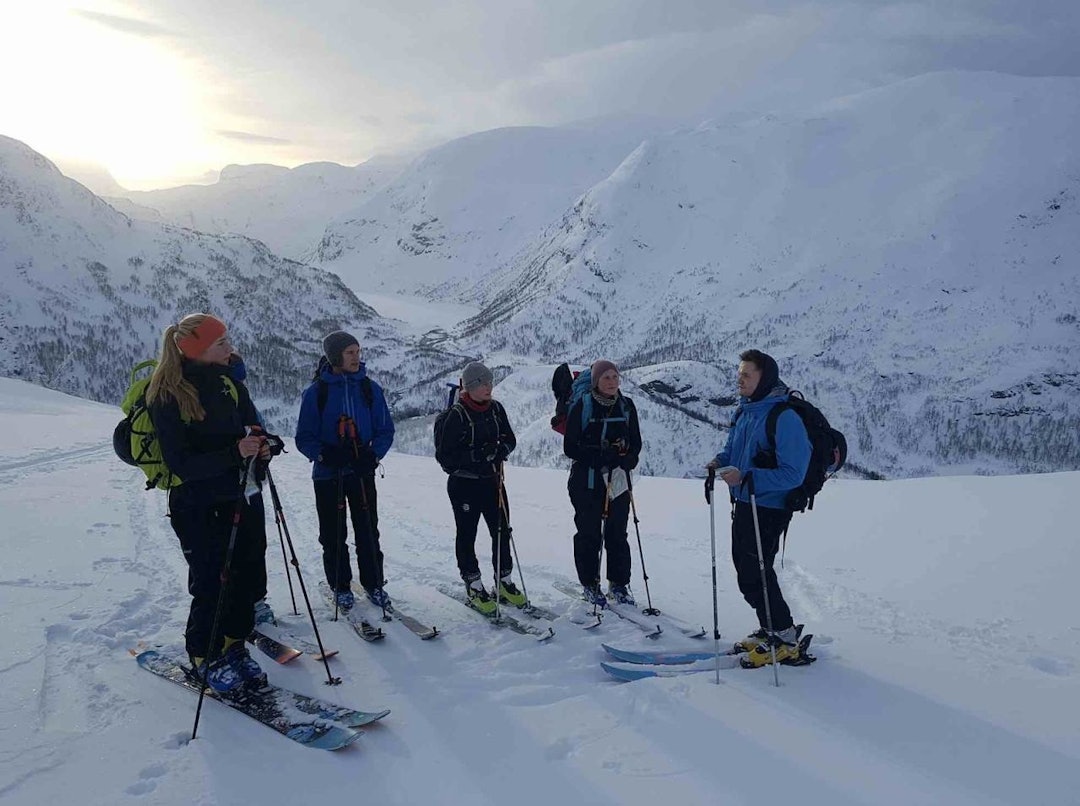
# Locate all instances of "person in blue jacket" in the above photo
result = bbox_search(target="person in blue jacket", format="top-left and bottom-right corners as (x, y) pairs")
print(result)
(708, 349), (810, 666)
(295, 331), (395, 611)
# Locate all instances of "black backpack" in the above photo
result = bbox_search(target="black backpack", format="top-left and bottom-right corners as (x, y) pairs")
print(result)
(433, 383), (472, 473)
(749, 390), (847, 513)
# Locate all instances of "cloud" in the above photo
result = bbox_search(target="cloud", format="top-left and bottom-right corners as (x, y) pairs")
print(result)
(215, 130), (293, 146)
(72, 9), (175, 39)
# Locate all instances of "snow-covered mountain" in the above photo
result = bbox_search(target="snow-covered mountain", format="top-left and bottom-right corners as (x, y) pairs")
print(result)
(309, 123), (659, 299)
(456, 72), (1080, 478)
(118, 156), (407, 260)
(0, 135), (417, 428)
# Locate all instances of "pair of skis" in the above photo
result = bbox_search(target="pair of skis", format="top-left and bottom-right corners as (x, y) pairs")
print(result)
(436, 585), (556, 641)
(134, 649), (389, 751)
(350, 582), (439, 640)
(551, 580), (707, 640)
(599, 632), (816, 681)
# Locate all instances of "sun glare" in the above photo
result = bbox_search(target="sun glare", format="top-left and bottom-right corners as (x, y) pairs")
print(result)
(0, 2), (221, 189)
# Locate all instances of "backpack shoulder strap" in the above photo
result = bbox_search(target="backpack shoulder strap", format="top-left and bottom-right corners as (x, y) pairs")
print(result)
(764, 399), (791, 450)
(316, 378), (329, 416)
(452, 402), (476, 445)
(360, 376), (374, 408)
(222, 376), (239, 404)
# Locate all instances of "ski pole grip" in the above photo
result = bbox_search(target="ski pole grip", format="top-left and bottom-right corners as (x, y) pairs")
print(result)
(744, 472), (755, 497)
(705, 468), (716, 504)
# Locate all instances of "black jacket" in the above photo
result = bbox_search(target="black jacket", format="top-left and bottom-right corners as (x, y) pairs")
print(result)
(564, 393), (642, 486)
(150, 361), (260, 504)
(436, 399), (516, 479)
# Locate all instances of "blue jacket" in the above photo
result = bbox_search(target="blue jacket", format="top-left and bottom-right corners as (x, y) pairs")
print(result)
(295, 364), (395, 480)
(714, 388), (811, 510)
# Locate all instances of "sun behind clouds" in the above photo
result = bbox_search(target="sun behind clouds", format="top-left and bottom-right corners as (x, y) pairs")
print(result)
(0, 2), (231, 189)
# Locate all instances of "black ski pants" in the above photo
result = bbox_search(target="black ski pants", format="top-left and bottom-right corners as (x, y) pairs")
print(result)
(169, 492), (267, 660)
(314, 472), (384, 593)
(447, 474), (512, 582)
(568, 469), (631, 588)
(731, 500), (794, 632)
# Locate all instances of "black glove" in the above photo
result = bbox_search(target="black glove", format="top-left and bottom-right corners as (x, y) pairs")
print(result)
(350, 442), (379, 474)
(598, 448), (621, 469)
(618, 453), (638, 471)
(472, 442), (499, 463)
(319, 443), (349, 468)
(263, 432), (286, 457)
(495, 443), (511, 463)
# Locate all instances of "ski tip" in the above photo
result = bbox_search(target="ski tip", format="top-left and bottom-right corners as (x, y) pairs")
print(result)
(600, 662), (650, 682)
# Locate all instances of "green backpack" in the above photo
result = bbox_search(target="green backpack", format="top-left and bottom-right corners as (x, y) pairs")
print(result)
(112, 359), (238, 490)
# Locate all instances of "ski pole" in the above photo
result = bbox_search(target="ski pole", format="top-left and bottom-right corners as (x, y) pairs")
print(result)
(272, 497), (299, 616)
(593, 473), (612, 617)
(357, 471), (388, 622)
(192, 455), (254, 741)
(706, 467), (721, 685)
(332, 415), (349, 622)
(344, 416), (387, 620)
(747, 474), (780, 687)
(626, 473), (659, 616)
(497, 463), (531, 609)
(493, 464), (503, 623)
(264, 467), (341, 686)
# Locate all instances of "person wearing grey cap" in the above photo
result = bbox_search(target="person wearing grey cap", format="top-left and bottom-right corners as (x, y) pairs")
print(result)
(295, 331), (395, 613)
(435, 362), (522, 614)
(563, 359), (642, 608)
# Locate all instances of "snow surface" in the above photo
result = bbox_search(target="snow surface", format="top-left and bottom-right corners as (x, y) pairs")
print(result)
(2, 377), (1077, 805)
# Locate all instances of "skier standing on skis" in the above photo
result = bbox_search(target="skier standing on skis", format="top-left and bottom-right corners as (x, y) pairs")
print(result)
(295, 331), (395, 612)
(563, 360), (642, 607)
(435, 362), (524, 613)
(708, 349), (811, 666)
(148, 313), (276, 693)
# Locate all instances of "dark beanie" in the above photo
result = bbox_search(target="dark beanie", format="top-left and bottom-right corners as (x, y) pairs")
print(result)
(322, 331), (359, 367)
(590, 359), (618, 388)
(749, 353), (780, 402)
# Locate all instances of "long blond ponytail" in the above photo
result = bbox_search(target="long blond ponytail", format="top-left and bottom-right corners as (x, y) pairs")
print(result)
(146, 316), (209, 421)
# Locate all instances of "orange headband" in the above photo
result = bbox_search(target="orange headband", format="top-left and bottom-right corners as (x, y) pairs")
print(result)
(176, 316), (227, 358)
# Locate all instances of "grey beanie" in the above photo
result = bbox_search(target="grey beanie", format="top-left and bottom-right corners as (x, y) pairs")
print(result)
(322, 330), (360, 367)
(461, 361), (493, 391)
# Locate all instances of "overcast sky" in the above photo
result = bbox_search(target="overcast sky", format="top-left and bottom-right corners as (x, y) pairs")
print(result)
(3, 0), (1079, 190)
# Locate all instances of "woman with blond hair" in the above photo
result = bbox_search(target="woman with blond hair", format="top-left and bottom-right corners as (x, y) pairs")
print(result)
(148, 313), (273, 694)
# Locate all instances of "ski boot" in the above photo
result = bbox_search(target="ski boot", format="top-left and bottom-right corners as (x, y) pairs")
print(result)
(253, 598), (276, 626)
(465, 578), (498, 615)
(224, 639), (268, 687)
(608, 584), (635, 606)
(334, 587), (355, 611)
(582, 583), (608, 609)
(740, 625), (814, 668)
(496, 576), (527, 607)
(366, 587), (392, 609)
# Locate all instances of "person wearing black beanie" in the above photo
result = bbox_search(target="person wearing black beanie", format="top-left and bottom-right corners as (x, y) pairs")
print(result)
(295, 331), (395, 613)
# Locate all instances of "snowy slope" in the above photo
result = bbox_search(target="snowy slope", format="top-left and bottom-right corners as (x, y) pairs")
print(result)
(460, 72), (1080, 478)
(0, 135), (418, 429)
(2, 379), (1077, 805)
(309, 124), (657, 298)
(119, 156), (407, 260)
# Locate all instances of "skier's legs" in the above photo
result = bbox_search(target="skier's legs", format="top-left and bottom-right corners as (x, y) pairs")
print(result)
(449, 476), (484, 580)
(314, 478), (351, 590)
(731, 501), (793, 631)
